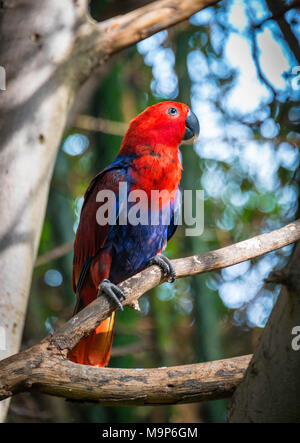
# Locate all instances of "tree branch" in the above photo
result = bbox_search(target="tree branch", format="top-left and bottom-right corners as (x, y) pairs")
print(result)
(0, 220), (299, 405)
(96, 0), (219, 54)
(0, 344), (251, 405)
(74, 114), (128, 137)
(73, 0), (219, 83)
(51, 219), (300, 352)
(35, 242), (73, 268)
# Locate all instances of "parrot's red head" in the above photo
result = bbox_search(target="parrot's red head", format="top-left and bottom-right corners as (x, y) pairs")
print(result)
(120, 101), (199, 155)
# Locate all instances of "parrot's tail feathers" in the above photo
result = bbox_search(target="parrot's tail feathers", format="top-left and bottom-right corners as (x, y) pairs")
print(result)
(68, 312), (115, 367)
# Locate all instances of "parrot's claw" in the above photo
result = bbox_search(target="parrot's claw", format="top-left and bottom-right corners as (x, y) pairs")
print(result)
(97, 279), (126, 311)
(149, 254), (176, 283)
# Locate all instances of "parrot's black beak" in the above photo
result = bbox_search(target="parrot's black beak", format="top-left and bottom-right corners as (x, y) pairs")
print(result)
(184, 109), (200, 141)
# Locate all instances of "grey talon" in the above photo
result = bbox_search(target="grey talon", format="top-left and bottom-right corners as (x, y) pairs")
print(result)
(149, 254), (176, 283)
(97, 279), (126, 311)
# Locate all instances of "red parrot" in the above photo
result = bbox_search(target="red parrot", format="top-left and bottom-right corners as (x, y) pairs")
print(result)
(68, 101), (199, 367)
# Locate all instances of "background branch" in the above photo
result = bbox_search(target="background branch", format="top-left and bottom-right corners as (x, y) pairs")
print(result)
(74, 114), (128, 137)
(87, 0), (219, 58)
(35, 242), (73, 268)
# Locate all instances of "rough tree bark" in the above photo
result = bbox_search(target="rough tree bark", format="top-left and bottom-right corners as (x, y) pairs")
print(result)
(0, 0), (87, 420)
(0, 0), (219, 421)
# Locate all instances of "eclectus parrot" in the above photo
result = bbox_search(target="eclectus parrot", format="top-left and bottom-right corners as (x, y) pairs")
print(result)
(69, 101), (199, 367)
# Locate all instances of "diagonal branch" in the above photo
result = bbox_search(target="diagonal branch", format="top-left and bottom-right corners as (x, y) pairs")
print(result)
(0, 220), (299, 405)
(73, 0), (220, 83)
(35, 242), (73, 268)
(52, 219), (300, 353)
(74, 114), (128, 137)
(93, 0), (219, 55)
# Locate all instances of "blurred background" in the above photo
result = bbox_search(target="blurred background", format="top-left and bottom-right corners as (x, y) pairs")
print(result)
(8, 0), (300, 423)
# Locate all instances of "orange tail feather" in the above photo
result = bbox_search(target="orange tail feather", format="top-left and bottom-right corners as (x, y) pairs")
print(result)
(68, 312), (115, 367)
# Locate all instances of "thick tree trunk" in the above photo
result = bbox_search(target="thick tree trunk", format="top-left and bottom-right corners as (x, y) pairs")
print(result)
(228, 242), (300, 422)
(0, 0), (87, 420)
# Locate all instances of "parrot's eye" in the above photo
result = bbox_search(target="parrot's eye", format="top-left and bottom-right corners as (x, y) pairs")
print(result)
(167, 107), (178, 117)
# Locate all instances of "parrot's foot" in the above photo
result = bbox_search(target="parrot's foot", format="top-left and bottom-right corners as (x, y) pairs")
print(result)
(148, 254), (176, 283)
(97, 279), (126, 311)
